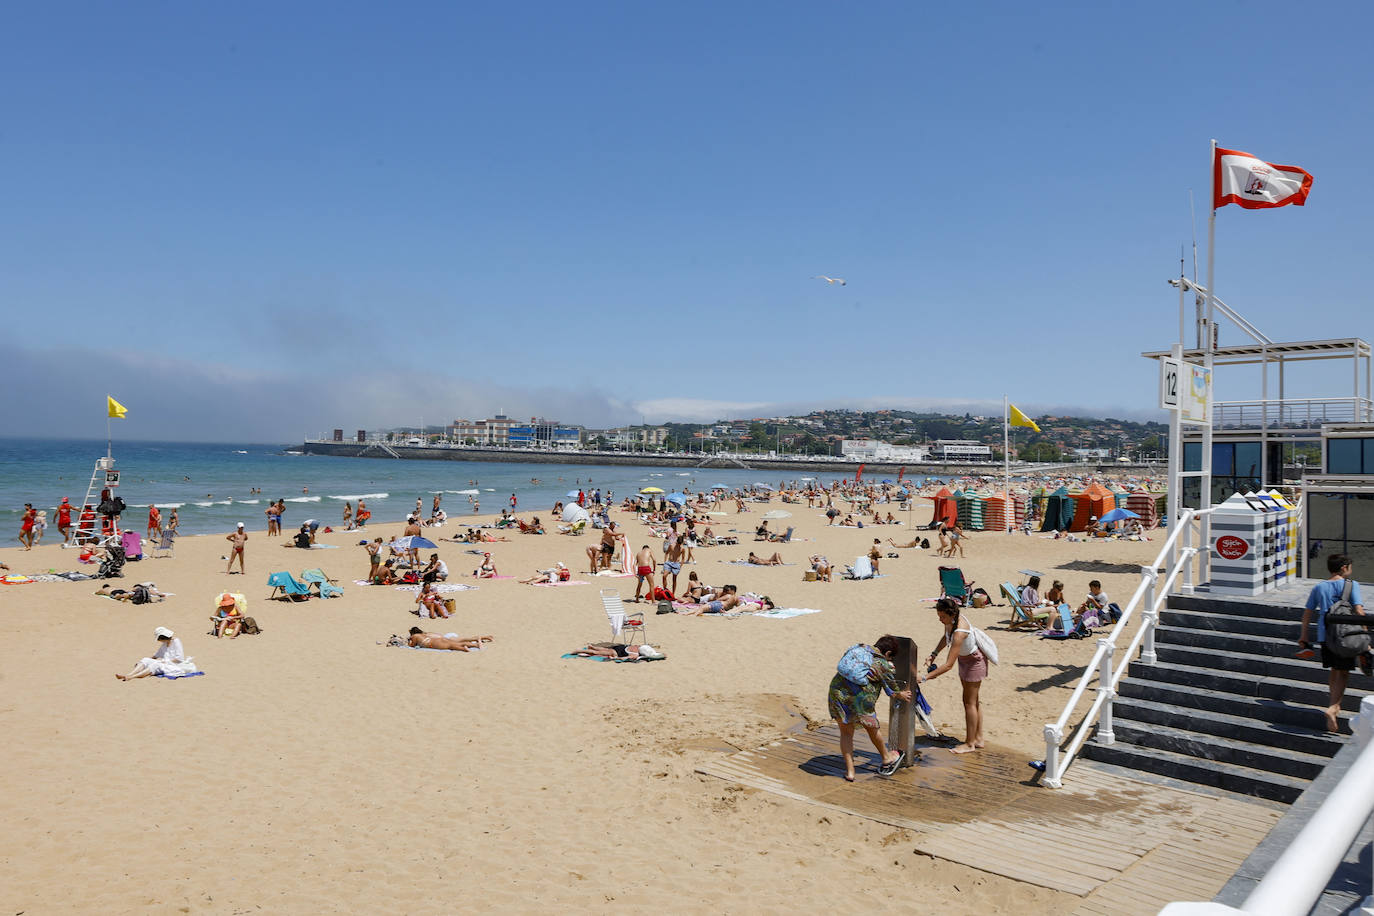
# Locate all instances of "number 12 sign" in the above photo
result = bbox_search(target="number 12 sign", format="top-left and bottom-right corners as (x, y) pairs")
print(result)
(1160, 358), (1181, 410)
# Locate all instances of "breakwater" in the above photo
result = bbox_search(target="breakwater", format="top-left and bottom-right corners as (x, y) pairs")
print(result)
(298, 441), (1152, 478)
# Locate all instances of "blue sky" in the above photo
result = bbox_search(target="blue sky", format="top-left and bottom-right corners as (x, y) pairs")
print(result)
(3, 1), (1370, 441)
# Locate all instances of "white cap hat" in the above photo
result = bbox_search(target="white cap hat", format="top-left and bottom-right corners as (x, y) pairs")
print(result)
(154, 626), (174, 639)
(237, 522), (245, 528)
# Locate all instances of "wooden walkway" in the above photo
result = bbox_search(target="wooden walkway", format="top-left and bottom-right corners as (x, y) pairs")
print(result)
(698, 725), (1283, 914)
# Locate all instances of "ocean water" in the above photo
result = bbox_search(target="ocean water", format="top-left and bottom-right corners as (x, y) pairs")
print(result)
(0, 438), (907, 537)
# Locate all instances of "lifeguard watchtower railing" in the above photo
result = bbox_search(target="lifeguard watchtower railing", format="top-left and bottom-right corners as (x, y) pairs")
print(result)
(1213, 396), (1374, 430)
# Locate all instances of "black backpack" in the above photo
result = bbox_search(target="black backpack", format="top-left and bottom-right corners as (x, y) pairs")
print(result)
(130, 584), (150, 605)
(1324, 579), (1370, 659)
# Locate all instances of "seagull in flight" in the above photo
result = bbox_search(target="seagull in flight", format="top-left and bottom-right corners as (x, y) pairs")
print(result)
(812, 275), (847, 286)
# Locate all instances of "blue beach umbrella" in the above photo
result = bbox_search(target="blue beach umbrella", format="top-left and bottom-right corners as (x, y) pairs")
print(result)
(1097, 507), (1140, 525)
(566, 490), (582, 499)
(665, 493), (687, 506)
(392, 535), (438, 551)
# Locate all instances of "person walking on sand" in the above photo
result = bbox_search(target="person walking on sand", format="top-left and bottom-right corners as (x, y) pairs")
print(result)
(18, 503), (35, 550)
(663, 534), (686, 595)
(828, 635), (912, 781)
(147, 504), (162, 541)
(226, 523), (248, 574)
(57, 497), (74, 545)
(633, 544), (657, 601)
(1300, 553), (1370, 733)
(920, 597), (986, 754)
(343, 502), (353, 529)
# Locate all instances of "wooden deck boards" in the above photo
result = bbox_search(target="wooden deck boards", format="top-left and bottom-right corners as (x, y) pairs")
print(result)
(696, 724), (1282, 911)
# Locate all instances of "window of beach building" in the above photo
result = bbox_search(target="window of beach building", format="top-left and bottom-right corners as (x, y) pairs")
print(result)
(1326, 437), (1374, 475)
(1308, 493), (1374, 573)
(1181, 441), (1262, 507)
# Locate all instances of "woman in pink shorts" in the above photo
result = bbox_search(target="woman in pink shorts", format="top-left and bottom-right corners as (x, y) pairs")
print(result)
(919, 597), (986, 754)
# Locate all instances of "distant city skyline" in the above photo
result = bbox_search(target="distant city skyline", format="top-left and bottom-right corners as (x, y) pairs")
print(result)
(5, 2), (1369, 441)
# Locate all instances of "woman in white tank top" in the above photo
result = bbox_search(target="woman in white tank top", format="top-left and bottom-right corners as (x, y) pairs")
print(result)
(919, 597), (986, 754)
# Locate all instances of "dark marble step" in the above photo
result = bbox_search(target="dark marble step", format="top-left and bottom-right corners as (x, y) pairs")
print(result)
(1116, 679), (1348, 734)
(1110, 696), (1348, 758)
(1110, 720), (1330, 780)
(1126, 659), (1372, 713)
(1081, 740), (1308, 803)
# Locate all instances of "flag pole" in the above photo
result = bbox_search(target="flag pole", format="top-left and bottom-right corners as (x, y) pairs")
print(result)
(1004, 395), (1011, 533)
(1200, 138), (1218, 581)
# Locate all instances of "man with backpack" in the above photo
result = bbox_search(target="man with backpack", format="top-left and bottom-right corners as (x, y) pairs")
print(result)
(1300, 553), (1369, 733)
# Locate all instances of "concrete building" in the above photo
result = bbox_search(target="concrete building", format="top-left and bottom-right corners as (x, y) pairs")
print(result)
(509, 418), (583, 449)
(608, 426), (669, 449)
(447, 415), (518, 445)
(930, 440), (993, 461)
(841, 439), (930, 462)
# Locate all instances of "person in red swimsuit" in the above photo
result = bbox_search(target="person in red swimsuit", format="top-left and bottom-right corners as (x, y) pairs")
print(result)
(19, 503), (35, 550)
(57, 498), (73, 545)
(147, 505), (162, 540)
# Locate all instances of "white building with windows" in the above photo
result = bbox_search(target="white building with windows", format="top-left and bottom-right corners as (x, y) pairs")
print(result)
(841, 439), (930, 462)
(930, 440), (993, 461)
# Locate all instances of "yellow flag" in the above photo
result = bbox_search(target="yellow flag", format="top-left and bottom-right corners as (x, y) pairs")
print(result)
(107, 396), (128, 419)
(1009, 403), (1039, 432)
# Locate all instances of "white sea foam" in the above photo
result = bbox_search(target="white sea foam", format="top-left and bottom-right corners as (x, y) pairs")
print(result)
(239, 499), (260, 504)
(193, 501), (213, 507)
(285, 496), (321, 503)
(326, 492), (389, 501)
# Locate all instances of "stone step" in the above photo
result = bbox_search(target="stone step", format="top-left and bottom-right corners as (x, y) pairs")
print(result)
(1126, 659), (1372, 713)
(1155, 626), (1307, 659)
(1116, 678), (1348, 734)
(1153, 643), (1357, 687)
(1167, 593), (1306, 622)
(1110, 720), (1331, 780)
(1081, 740), (1309, 803)
(1160, 609), (1298, 640)
(1110, 696), (1348, 758)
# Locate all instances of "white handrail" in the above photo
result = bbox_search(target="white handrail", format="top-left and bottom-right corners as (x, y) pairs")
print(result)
(1042, 507), (1213, 788)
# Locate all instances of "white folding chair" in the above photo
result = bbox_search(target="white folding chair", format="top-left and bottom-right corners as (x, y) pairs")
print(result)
(601, 588), (646, 645)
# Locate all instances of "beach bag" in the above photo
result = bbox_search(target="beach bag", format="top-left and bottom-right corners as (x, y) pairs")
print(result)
(1324, 579), (1369, 658)
(970, 626), (999, 665)
(130, 584), (150, 605)
(656, 600), (674, 615)
(443, 599), (457, 614)
(920, 538), (930, 549)
(240, 616), (261, 635)
(837, 644), (876, 686)
(652, 586), (674, 601)
(970, 587), (991, 608)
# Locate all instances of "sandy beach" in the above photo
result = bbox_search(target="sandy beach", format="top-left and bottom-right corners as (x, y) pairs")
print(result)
(1, 500), (1162, 913)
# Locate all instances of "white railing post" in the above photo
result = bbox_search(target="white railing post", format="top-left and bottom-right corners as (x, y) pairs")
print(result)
(1042, 724), (1063, 789)
(1357, 697), (1374, 916)
(1095, 640), (1116, 745)
(1141, 567), (1160, 665)
(1182, 512), (1195, 593)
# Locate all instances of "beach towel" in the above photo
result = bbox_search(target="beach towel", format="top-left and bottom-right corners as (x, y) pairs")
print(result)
(593, 570), (635, 578)
(752, 607), (823, 619)
(474, 574), (514, 580)
(531, 579), (590, 587)
(722, 560), (797, 566)
(154, 670), (205, 680)
(560, 653), (665, 663)
(1, 575), (35, 585)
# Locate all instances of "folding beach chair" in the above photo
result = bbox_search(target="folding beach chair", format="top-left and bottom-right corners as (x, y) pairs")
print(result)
(938, 566), (974, 605)
(300, 568), (344, 598)
(1001, 582), (1050, 630)
(601, 588), (646, 645)
(267, 571), (311, 601)
(1041, 604), (1089, 640)
(150, 529), (177, 559)
(769, 526), (794, 543)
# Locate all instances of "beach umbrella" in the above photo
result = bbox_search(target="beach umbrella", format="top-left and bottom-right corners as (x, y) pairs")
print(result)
(561, 504), (590, 524)
(882, 479), (893, 484)
(665, 493), (687, 506)
(1097, 507), (1140, 524)
(760, 509), (792, 520)
(392, 535), (438, 551)
(640, 486), (665, 494)
(1018, 569), (1044, 577)
(565, 490), (581, 499)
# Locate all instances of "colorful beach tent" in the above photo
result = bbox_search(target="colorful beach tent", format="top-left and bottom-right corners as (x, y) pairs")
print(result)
(929, 487), (957, 527)
(1041, 487), (1072, 532)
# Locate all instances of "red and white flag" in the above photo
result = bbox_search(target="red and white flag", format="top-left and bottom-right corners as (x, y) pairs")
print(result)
(1213, 146), (1313, 210)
